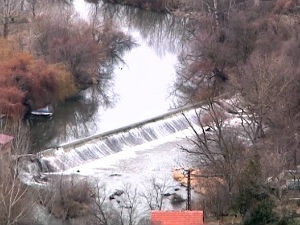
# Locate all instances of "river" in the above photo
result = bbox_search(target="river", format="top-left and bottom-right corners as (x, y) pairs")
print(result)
(26, 1), (198, 224)
(28, 0), (188, 153)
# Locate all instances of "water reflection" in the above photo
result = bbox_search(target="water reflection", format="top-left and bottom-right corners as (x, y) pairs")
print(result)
(86, 1), (188, 55)
(30, 0), (182, 152)
(28, 91), (101, 153)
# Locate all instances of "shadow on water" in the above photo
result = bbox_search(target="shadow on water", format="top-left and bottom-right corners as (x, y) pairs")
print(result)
(27, 89), (107, 153)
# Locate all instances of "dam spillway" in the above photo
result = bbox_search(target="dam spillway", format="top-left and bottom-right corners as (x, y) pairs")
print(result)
(37, 103), (204, 172)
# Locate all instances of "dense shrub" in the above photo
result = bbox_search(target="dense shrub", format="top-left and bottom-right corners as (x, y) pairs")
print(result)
(276, 218), (298, 225)
(0, 38), (17, 62)
(38, 177), (93, 220)
(47, 33), (101, 83)
(33, 12), (132, 89)
(274, 0), (298, 13)
(0, 54), (58, 110)
(102, 0), (181, 12)
(50, 64), (79, 101)
(0, 5), (133, 119)
(0, 86), (25, 119)
(243, 199), (277, 225)
(0, 52), (79, 118)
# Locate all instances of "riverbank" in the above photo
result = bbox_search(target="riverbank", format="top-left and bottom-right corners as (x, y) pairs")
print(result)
(28, 0), (182, 152)
(2, 1), (299, 225)
(98, 1), (300, 223)
(0, 2), (133, 120)
(101, 0), (181, 12)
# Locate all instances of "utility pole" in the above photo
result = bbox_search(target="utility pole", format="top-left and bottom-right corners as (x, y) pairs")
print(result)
(186, 169), (191, 210)
(183, 168), (222, 211)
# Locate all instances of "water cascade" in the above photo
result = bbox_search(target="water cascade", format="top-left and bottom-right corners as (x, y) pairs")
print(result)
(38, 104), (203, 172)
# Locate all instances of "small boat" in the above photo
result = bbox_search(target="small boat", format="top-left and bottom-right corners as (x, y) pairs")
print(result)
(31, 105), (53, 117)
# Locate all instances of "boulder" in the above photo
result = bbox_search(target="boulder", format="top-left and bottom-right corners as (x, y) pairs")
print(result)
(171, 193), (185, 205)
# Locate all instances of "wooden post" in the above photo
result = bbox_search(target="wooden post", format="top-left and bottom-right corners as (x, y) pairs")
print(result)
(186, 169), (191, 210)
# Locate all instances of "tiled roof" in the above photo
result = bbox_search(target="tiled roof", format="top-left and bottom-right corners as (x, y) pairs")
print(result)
(151, 211), (204, 225)
(0, 133), (14, 146)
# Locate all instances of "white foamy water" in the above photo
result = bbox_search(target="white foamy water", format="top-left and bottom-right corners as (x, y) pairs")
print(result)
(39, 107), (202, 172)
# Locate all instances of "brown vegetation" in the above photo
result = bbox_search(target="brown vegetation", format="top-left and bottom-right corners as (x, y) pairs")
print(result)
(175, 0), (300, 222)
(0, 121), (37, 225)
(0, 38), (18, 61)
(50, 64), (79, 102)
(101, 0), (181, 12)
(0, 43), (83, 119)
(0, 153), (34, 225)
(33, 10), (132, 88)
(33, 15), (103, 86)
(0, 1), (132, 119)
(38, 177), (93, 221)
(0, 53), (59, 118)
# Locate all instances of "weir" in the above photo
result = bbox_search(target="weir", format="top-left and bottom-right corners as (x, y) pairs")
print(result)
(37, 103), (205, 172)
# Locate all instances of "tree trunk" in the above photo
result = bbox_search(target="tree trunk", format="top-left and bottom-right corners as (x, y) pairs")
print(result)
(20, 0), (25, 11)
(213, 0), (219, 27)
(3, 20), (9, 38)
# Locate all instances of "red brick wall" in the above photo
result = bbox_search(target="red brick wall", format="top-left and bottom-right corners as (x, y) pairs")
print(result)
(151, 211), (204, 225)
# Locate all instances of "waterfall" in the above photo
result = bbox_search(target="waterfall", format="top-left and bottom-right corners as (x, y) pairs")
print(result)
(38, 105), (203, 172)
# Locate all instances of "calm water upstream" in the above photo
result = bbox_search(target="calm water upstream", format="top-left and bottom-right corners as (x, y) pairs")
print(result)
(28, 0), (188, 152)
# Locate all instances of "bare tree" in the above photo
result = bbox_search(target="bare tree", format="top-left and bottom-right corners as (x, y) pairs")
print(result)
(0, 160), (34, 225)
(140, 178), (170, 211)
(26, 0), (39, 18)
(0, 0), (23, 38)
(88, 183), (122, 225)
(36, 175), (93, 222)
(88, 182), (143, 225)
(117, 185), (140, 225)
(0, 121), (36, 225)
(230, 53), (300, 167)
(201, 178), (231, 220)
(89, 184), (110, 225)
(181, 97), (248, 195)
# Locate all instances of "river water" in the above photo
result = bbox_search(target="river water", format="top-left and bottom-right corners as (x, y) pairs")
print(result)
(25, 2), (199, 223)
(28, 0), (188, 152)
